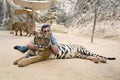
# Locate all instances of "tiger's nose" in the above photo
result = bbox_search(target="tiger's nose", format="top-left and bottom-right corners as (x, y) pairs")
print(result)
(39, 44), (44, 48)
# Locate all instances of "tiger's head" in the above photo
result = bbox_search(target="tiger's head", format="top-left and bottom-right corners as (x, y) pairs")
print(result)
(12, 23), (15, 30)
(34, 31), (51, 50)
(12, 23), (18, 30)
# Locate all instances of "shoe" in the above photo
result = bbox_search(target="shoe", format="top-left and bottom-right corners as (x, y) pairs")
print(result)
(14, 46), (20, 49)
(14, 46), (28, 53)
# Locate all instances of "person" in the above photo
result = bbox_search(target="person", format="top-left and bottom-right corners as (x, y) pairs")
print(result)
(14, 24), (59, 54)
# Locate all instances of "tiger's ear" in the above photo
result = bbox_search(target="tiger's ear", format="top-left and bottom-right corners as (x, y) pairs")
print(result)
(33, 31), (38, 35)
(38, 29), (43, 34)
(45, 32), (52, 39)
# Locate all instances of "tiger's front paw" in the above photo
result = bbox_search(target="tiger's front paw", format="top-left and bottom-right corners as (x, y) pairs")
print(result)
(13, 60), (18, 65)
(99, 58), (107, 63)
(93, 59), (99, 63)
(18, 59), (30, 67)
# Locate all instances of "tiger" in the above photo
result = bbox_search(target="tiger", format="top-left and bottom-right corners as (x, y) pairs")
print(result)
(36, 12), (57, 25)
(13, 31), (116, 67)
(14, 9), (32, 16)
(12, 22), (32, 37)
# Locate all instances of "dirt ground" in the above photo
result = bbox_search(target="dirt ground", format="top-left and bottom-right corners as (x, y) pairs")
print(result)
(0, 30), (120, 80)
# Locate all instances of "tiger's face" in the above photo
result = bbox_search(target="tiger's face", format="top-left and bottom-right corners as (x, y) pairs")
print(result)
(12, 23), (18, 30)
(34, 31), (51, 50)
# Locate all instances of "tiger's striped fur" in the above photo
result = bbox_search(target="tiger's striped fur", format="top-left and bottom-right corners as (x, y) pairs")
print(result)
(13, 32), (116, 67)
(12, 22), (32, 36)
(49, 44), (116, 61)
(14, 9), (32, 15)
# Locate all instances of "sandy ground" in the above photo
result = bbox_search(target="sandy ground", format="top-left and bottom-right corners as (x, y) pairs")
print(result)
(0, 30), (120, 80)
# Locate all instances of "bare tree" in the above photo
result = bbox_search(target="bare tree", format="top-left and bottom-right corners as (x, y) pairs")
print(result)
(91, 0), (97, 43)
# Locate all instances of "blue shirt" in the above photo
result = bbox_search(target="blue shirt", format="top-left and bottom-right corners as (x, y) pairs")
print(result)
(51, 35), (58, 45)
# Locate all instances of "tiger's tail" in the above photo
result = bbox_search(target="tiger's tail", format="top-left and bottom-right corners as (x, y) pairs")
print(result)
(92, 53), (116, 60)
(90, 53), (116, 60)
(105, 57), (116, 60)
(78, 46), (116, 60)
